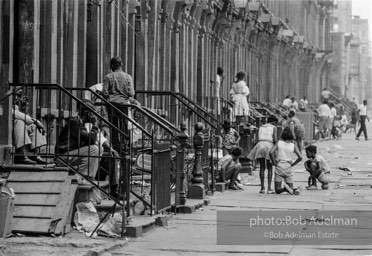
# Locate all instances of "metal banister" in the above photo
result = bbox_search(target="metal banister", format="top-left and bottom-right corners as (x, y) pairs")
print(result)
(136, 90), (217, 130)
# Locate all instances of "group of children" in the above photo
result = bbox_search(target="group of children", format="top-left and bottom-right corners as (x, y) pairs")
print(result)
(219, 117), (331, 195)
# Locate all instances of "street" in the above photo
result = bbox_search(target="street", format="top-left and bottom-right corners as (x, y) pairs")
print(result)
(109, 122), (372, 256)
(1, 123), (372, 256)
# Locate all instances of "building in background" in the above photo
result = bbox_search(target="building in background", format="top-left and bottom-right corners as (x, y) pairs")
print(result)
(350, 15), (371, 105)
(329, 0), (352, 98)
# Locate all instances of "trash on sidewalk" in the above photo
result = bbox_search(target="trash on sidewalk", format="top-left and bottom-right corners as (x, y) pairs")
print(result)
(339, 167), (351, 172)
(97, 212), (123, 238)
(74, 202), (100, 237)
(333, 145), (344, 150)
(339, 167), (360, 173)
(342, 173), (352, 176)
(74, 201), (125, 238)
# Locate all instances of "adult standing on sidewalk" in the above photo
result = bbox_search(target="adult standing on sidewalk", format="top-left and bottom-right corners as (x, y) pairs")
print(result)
(329, 102), (337, 128)
(317, 101), (331, 139)
(230, 71), (250, 124)
(356, 100), (369, 140)
(214, 67), (224, 120)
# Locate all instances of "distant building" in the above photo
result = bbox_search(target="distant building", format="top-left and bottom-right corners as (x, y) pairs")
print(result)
(350, 16), (370, 104)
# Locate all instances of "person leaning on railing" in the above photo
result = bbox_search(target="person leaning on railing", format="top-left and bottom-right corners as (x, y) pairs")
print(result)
(101, 56), (136, 152)
(12, 89), (47, 165)
(55, 100), (100, 181)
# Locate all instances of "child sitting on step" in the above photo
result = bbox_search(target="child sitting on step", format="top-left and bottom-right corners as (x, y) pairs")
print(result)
(220, 120), (240, 156)
(304, 145), (331, 190)
(217, 147), (243, 190)
(269, 127), (302, 195)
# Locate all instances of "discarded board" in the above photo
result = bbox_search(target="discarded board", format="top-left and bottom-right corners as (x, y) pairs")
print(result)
(4, 165), (77, 235)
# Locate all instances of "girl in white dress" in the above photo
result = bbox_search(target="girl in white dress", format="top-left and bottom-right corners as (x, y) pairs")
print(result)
(229, 71), (249, 123)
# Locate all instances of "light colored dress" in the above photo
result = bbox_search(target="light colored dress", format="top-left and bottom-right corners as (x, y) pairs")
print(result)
(247, 124), (275, 160)
(230, 81), (249, 116)
(215, 75), (222, 114)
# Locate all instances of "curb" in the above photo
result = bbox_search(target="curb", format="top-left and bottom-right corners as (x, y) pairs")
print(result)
(84, 198), (209, 255)
(84, 239), (131, 256)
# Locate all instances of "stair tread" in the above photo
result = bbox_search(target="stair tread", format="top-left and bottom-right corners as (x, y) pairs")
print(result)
(0, 164), (70, 172)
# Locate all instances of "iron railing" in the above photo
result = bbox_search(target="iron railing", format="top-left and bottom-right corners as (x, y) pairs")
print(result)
(136, 90), (218, 193)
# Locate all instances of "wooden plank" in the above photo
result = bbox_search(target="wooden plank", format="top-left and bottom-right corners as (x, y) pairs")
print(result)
(14, 194), (60, 206)
(50, 177), (72, 224)
(13, 205), (56, 218)
(7, 171), (68, 181)
(9, 182), (64, 194)
(12, 218), (51, 233)
(54, 177), (78, 235)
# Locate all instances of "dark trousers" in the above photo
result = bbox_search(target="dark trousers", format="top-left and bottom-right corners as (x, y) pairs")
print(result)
(357, 115), (368, 138)
(108, 104), (129, 153)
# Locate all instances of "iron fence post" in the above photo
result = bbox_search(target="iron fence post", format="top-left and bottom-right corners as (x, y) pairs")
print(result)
(176, 121), (189, 205)
(188, 122), (205, 199)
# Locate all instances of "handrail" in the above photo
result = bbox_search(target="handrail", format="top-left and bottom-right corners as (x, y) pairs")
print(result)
(141, 107), (181, 134)
(9, 83), (130, 140)
(65, 87), (153, 138)
(113, 104), (180, 137)
(175, 92), (222, 127)
(136, 90), (217, 130)
(67, 87), (181, 139)
(250, 101), (284, 120)
(221, 96), (234, 107)
(0, 87), (24, 103)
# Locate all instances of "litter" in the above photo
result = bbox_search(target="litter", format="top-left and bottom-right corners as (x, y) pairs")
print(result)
(333, 145), (344, 149)
(74, 202), (100, 237)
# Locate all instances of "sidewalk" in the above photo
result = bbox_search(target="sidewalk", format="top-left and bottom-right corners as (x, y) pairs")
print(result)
(1, 123), (372, 256)
(107, 122), (372, 256)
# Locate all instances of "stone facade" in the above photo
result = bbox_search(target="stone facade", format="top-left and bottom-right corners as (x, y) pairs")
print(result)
(1, 0), (334, 144)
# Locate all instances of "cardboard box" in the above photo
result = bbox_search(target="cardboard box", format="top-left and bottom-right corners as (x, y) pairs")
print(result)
(0, 196), (14, 238)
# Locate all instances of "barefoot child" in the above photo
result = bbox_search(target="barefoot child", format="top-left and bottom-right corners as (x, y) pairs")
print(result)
(218, 147), (243, 190)
(304, 145), (331, 190)
(248, 115), (278, 194)
(269, 127), (302, 195)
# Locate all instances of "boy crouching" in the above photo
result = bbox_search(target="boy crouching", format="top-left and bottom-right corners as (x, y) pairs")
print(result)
(304, 145), (331, 190)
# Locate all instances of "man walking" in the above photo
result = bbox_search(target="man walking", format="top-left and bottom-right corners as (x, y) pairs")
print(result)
(356, 100), (369, 140)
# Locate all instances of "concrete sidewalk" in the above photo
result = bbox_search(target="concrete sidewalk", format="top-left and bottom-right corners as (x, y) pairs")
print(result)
(1, 123), (372, 256)
(107, 122), (372, 256)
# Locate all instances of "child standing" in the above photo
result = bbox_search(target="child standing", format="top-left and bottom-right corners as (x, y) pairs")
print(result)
(304, 145), (331, 190)
(220, 120), (240, 156)
(269, 127), (302, 195)
(248, 116), (278, 194)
